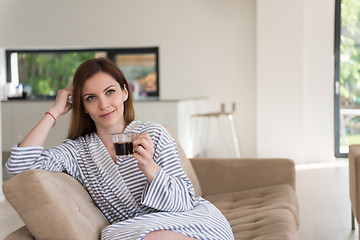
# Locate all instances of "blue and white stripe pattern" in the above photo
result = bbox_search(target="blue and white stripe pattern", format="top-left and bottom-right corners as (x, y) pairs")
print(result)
(5, 120), (234, 240)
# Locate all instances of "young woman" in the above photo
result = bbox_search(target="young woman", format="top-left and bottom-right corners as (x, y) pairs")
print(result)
(5, 58), (234, 240)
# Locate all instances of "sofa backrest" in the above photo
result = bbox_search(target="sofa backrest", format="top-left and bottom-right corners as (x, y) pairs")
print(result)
(164, 125), (203, 197)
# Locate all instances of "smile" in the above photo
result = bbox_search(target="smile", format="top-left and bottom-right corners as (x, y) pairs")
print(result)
(100, 110), (115, 118)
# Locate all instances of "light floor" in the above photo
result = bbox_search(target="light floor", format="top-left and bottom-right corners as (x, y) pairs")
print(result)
(0, 159), (359, 240)
(296, 159), (358, 240)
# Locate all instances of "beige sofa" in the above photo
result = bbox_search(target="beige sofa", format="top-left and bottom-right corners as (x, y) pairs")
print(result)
(3, 134), (299, 240)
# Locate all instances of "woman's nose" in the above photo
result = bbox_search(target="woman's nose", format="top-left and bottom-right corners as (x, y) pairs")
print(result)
(99, 96), (109, 109)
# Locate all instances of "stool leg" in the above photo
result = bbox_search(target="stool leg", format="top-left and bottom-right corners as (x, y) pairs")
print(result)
(187, 116), (196, 157)
(202, 117), (209, 158)
(217, 116), (229, 158)
(228, 114), (241, 158)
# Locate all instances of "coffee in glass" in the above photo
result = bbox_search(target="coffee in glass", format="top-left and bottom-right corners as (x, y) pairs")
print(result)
(111, 132), (136, 156)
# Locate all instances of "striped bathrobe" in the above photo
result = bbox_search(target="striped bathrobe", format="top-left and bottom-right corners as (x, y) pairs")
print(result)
(5, 120), (234, 240)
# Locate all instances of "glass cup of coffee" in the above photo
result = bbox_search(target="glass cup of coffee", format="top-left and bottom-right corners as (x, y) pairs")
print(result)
(111, 132), (136, 156)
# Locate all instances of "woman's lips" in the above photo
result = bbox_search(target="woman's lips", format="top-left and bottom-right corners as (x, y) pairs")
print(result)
(100, 110), (115, 118)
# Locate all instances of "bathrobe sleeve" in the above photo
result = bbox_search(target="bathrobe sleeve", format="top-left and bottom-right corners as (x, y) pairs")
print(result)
(5, 139), (80, 178)
(141, 125), (196, 212)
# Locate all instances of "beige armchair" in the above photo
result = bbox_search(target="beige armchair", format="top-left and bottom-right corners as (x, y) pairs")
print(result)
(349, 145), (360, 234)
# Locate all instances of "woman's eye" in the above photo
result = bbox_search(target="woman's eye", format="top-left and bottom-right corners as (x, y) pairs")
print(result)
(106, 89), (115, 95)
(86, 96), (95, 101)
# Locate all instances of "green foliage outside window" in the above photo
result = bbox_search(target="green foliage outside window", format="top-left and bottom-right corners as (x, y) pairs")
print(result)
(339, 0), (360, 148)
(340, 0), (360, 108)
(18, 52), (96, 97)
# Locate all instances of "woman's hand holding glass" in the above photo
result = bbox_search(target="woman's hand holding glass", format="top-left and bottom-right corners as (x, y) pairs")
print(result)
(132, 133), (159, 183)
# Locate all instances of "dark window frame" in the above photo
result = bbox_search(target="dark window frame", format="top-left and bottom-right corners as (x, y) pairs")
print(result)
(5, 47), (159, 99)
(334, 0), (346, 158)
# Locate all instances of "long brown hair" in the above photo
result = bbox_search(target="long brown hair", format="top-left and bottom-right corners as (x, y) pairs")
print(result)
(67, 57), (135, 139)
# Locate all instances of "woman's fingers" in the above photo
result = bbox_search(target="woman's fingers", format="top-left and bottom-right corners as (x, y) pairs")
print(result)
(50, 86), (73, 117)
(133, 133), (154, 155)
(132, 132), (155, 165)
(133, 145), (151, 161)
(132, 132), (159, 183)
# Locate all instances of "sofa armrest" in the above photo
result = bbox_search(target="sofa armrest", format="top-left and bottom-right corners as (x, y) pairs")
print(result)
(3, 169), (109, 240)
(349, 145), (360, 218)
(190, 158), (296, 197)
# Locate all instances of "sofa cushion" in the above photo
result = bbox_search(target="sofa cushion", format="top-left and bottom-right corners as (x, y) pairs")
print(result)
(3, 169), (109, 240)
(205, 184), (299, 240)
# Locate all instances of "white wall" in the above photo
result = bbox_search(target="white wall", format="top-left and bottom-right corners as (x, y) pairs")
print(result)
(257, 0), (335, 163)
(0, 0), (336, 164)
(302, 0), (335, 163)
(257, 0), (305, 162)
(0, 0), (257, 158)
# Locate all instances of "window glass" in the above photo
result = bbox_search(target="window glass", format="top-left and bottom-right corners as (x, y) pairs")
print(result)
(5, 48), (159, 100)
(115, 53), (158, 100)
(15, 51), (105, 98)
(335, 0), (360, 157)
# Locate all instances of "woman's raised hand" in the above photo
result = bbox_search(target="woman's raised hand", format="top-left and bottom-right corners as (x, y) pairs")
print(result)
(18, 86), (74, 147)
(49, 86), (73, 118)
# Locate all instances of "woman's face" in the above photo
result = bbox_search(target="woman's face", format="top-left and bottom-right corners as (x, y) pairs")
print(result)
(81, 71), (128, 132)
